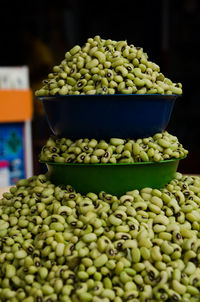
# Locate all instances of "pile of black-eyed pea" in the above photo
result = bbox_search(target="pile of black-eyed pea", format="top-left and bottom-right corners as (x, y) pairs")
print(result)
(39, 131), (188, 164)
(1, 172), (200, 301)
(2, 37), (200, 302)
(35, 36), (182, 97)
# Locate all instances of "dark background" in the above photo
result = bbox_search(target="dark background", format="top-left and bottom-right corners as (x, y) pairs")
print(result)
(0, 0), (199, 174)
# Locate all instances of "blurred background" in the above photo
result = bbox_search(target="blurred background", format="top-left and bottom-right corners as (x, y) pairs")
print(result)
(0, 0), (199, 182)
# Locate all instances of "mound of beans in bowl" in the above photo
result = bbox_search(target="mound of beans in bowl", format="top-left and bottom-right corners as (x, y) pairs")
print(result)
(39, 131), (188, 164)
(35, 36), (182, 96)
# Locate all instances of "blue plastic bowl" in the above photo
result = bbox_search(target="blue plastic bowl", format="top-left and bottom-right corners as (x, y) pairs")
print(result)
(39, 94), (179, 139)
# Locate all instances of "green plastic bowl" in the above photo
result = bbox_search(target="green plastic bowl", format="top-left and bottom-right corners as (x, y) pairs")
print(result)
(42, 157), (185, 196)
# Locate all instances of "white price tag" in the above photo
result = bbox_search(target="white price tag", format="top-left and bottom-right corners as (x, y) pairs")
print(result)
(0, 66), (29, 89)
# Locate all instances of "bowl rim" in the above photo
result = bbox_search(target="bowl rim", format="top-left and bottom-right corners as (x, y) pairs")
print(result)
(40, 156), (186, 167)
(38, 93), (180, 100)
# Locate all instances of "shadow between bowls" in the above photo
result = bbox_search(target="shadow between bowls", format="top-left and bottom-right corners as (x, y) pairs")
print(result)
(39, 94), (179, 139)
(41, 157), (186, 196)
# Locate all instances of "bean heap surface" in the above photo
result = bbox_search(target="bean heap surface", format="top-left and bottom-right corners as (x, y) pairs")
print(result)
(39, 131), (188, 164)
(1, 173), (200, 301)
(35, 36), (182, 96)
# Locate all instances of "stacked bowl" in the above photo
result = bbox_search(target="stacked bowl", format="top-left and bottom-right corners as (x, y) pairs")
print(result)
(36, 35), (186, 195)
(39, 94), (185, 196)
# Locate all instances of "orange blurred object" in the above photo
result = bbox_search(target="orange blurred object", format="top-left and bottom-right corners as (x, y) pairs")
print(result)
(0, 89), (33, 122)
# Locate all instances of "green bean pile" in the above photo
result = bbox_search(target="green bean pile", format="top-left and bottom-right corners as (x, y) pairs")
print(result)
(1, 173), (200, 301)
(39, 131), (188, 164)
(35, 36), (182, 96)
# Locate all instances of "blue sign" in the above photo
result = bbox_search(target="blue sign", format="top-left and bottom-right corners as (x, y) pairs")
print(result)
(0, 123), (25, 185)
